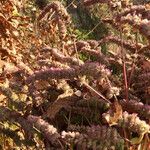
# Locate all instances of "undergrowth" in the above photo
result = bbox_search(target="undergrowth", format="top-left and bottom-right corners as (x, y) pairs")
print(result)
(0, 0), (149, 149)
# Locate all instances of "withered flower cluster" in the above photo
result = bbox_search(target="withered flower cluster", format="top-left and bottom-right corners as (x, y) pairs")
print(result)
(0, 0), (149, 149)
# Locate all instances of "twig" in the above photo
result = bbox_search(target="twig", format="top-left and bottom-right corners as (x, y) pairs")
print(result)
(81, 81), (111, 104)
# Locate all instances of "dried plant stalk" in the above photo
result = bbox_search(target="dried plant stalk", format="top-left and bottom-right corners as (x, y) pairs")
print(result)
(42, 47), (83, 65)
(57, 17), (67, 39)
(114, 14), (150, 40)
(26, 62), (107, 84)
(120, 99), (150, 119)
(116, 5), (147, 19)
(27, 115), (61, 146)
(76, 40), (109, 64)
(37, 1), (70, 39)
(104, 111), (150, 143)
(98, 35), (143, 53)
(62, 125), (124, 150)
(37, 1), (70, 22)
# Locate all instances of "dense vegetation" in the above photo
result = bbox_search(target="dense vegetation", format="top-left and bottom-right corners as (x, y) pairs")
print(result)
(0, 0), (149, 149)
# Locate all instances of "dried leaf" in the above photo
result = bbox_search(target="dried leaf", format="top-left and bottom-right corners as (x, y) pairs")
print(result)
(104, 101), (123, 125)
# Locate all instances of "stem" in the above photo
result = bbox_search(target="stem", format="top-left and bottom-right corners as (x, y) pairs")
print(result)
(123, 62), (129, 101)
(120, 28), (129, 101)
(81, 81), (111, 104)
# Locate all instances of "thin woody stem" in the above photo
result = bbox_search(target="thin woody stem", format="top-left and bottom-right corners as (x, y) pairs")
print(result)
(81, 81), (111, 104)
(120, 28), (129, 101)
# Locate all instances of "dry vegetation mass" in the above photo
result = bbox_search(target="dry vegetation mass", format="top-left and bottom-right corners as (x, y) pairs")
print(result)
(0, 0), (150, 149)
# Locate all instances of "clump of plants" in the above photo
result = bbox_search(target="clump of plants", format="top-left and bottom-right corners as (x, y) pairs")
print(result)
(0, 0), (149, 149)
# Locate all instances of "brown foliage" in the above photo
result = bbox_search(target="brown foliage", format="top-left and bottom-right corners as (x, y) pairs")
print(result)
(0, 0), (149, 149)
